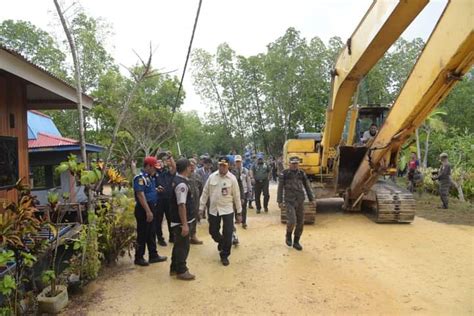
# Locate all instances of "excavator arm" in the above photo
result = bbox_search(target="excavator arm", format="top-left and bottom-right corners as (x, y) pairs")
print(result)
(347, 0), (474, 215)
(321, 0), (428, 170)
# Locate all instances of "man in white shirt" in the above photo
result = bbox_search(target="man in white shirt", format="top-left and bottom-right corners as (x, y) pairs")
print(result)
(199, 156), (242, 266)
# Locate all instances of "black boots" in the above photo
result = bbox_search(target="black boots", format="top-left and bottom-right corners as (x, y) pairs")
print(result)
(286, 232), (292, 247)
(293, 236), (303, 251)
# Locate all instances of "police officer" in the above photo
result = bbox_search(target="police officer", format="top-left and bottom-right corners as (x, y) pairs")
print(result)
(251, 154), (271, 213)
(432, 153), (451, 209)
(277, 156), (315, 251)
(133, 156), (167, 266)
(169, 158), (196, 280)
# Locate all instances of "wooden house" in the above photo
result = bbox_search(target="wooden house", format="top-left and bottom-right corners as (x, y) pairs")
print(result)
(0, 44), (93, 204)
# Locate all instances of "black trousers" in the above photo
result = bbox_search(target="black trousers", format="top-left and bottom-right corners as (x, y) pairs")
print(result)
(208, 213), (234, 259)
(241, 198), (248, 224)
(135, 202), (158, 260)
(254, 179), (270, 210)
(156, 198), (172, 242)
(170, 225), (190, 274)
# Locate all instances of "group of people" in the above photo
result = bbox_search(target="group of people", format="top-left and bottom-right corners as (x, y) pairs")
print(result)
(131, 151), (297, 281)
(130, 140), (454, 282)
(406, 151), (452, 209)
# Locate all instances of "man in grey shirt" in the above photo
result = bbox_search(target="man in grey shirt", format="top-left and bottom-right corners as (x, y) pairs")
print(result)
(361, 123), (378, 145)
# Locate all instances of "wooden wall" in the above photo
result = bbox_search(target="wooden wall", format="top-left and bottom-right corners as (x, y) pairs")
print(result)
(0, 72), (29, 204)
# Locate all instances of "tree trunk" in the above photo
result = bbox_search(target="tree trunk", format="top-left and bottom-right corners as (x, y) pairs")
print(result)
(415, 128), (422, 161)
(452, 172), (466, 202)
(53, 0), (87, 169)
(54, 0), (99, 284)
(423, 128), (430, 168)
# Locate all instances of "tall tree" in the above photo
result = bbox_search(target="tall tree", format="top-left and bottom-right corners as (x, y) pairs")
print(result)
(440, 69), (474, 133)
(0, 19), (68, 79)
(53, 0), (87, 167)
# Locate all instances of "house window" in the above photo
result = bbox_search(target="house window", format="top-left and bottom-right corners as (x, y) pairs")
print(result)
(31, 165), (60, 189)
(0, 136), (19, 189)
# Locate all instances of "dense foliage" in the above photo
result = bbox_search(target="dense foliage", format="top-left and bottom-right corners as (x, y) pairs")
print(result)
(0, 14), (472, 197)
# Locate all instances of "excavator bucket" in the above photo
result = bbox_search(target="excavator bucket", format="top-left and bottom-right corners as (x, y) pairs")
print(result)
(336, 146), (368, 192)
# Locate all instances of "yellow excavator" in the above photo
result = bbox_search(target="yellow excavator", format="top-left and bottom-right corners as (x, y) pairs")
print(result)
(282, 0), (473, 223)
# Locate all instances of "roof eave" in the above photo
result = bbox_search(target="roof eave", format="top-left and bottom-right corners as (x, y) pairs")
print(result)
(0, 47), (93, 109)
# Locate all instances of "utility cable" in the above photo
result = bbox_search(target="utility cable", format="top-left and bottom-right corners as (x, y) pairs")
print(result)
(173, 0), (203, 113)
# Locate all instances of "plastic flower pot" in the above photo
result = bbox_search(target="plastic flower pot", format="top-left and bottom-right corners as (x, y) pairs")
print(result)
(37, 285), (69, 314)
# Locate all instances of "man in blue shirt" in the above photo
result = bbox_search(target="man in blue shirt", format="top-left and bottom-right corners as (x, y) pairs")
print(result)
(133, 156), (167, 266)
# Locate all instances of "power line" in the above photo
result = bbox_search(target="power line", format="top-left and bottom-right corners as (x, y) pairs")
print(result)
(173, 0), (203, 112)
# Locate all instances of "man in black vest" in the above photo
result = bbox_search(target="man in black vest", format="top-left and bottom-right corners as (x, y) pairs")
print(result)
(169, 158), (196, 280)
(156, 152), (176, 246)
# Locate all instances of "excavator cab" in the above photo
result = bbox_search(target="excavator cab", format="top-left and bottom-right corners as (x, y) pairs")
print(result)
(336, 106), (389, 193)
(354, 106), (389, 145)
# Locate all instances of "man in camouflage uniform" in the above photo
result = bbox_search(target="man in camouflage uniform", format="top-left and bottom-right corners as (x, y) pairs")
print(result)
(277, 156), (315, 251)
(432, 153), (451, 209)
(188, 159), (204, 244)
(251, 154), (271, 213)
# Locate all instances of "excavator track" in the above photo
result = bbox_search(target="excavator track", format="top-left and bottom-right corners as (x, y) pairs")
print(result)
(366, 181), (416, 223)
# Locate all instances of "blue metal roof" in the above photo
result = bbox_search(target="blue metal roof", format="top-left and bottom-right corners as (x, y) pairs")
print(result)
(27, 111), (61, 140)
(27, 110), (104, 153)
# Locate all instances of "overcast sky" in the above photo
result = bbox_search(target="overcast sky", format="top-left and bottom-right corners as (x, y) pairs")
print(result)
(1, 0), (447, 113)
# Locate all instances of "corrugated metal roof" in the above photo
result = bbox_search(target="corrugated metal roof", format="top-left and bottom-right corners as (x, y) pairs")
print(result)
(26, 110), (104, 153)
(27, 110), (61, 140)
(27, 132), (104, 153)
(28, 132), (78, 148)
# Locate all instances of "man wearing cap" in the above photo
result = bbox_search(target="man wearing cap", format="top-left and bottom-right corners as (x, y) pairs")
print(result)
(232, 155), (252, 229)
(277, 156), (315, 251)
(251, 154), (272, 213)
(133, 157), (167, 266)
(169, 158), (196, 280)
(432, 153), (451, 209)
(155, 152), (176, 246)
(199, 156), (242, 266)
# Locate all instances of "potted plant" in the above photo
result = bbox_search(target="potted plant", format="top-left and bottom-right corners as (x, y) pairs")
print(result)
(37, 191), (69, 314)
(37, 270), (68, 314)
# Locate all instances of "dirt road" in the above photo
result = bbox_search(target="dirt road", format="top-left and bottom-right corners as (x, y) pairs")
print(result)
(67, 183), (474, 315)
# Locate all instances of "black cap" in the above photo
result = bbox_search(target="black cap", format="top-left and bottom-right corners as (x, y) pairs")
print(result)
(218, 156), (229, 165)
(289, 156), (300, 164)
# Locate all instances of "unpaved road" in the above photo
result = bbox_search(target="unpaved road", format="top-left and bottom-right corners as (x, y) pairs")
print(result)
(67, 184), (474, 315)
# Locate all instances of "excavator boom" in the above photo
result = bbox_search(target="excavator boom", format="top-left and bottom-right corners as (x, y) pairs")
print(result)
(321, 0), (428, 169)
(348, 0), (474, 208)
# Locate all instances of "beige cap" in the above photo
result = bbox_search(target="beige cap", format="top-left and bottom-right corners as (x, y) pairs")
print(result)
(234, 155), (242, 161)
